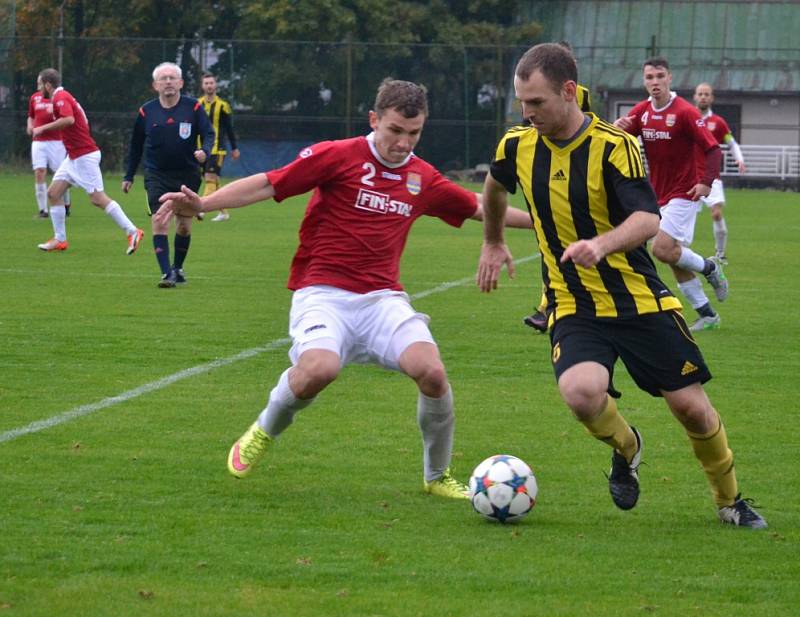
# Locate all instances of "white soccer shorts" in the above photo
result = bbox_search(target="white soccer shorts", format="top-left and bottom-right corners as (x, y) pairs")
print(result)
(287, 285), (436, 371)
(52, 150), (104, 194)
(699, 178), (726, 208)
(659, 197), (701, 246)
(31, 140), (67, 172)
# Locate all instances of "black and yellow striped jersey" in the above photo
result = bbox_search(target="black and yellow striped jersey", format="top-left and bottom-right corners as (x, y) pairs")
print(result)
(200, 95), (238, 155)
(490, 112), (682, 322)
(576, 84), (592, 113)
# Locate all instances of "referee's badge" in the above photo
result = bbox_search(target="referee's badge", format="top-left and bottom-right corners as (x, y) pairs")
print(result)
(406, 172), (421, 195)
(179, 122), (192, 139)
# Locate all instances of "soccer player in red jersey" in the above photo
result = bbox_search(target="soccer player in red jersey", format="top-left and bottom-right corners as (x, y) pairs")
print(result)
(694, 83), (747, 264)
(157, 79), (532, 499)
(615, 58), (728, 332)
(27, 75), (71, 219)
(32, 68), (143, 254)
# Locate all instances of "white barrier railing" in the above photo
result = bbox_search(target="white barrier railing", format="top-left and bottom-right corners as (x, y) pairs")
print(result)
(724, 145), (799, 179)
(641, 144), (799, 180)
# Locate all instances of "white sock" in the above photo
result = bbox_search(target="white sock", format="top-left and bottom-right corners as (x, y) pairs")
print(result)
(677, 276), (710, 310)
(257, 368), (314, 438)
(417, 385), (455, 482)
(50, 205), (67, 241)
(675, 246), (706, 273)
(35, 183), (48, 212)
(713, 219), (728, 255)
(104, 201), (136, 234)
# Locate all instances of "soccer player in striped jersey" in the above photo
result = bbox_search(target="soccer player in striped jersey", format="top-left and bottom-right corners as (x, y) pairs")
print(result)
(694, 82), (746, 264)
(523, 41), (592, 333)
(156, 78), (532, 501)
(478, 43), (765, 528)
(199, 72), (240, 222)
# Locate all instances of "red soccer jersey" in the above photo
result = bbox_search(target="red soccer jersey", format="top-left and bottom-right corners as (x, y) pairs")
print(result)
(28, 92), (61, 142)
(703, 112), (731, 145)
(266, 136), (478, 294)
(51, 87), (99, 159)
(624, 94), (718, 206)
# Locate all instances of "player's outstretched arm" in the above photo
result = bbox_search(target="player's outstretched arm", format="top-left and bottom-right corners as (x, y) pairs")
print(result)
(157, 173), (275, 223)
(471, 193), (532, 229)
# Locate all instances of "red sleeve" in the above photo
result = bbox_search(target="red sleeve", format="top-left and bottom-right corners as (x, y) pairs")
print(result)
(623, 101), (645, 135)
(715, 115), (731, 136)
(421, 171), (478, 227)
(52, 92), (75, 120)
(266, 141), (340, 202)
(686, 107), (718, 153)
(702, 147), (722, 185)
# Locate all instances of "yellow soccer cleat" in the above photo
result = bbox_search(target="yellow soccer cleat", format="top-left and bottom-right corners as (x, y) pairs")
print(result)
(424, 468), (470, 499)
(227, 421), (272, 478)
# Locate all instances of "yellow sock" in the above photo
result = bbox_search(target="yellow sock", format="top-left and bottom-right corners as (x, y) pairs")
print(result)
(537, 289), (547, 313)
(686, 414), (738, 507)
(202, 179), (218, 197)
(580, 396), (637, 462)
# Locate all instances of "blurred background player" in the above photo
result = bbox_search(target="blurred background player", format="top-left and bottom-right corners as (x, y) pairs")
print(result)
(199, 72), (240, 222)
(615, 57), (727, 333)
(33, 68), (143, 254)
(27, 74), (70, 219)
(693, 82), (747, 264)
(123, 62), (214, 287)
(523, 41), (592, 334)
(157, 78), (532, 500)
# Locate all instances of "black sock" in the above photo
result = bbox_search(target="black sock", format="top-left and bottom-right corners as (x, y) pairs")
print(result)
(696, 303), (716, 318)
(701, 259), (715, 276)
(153, 234), (170, 275)
(173, 233), (191, 270)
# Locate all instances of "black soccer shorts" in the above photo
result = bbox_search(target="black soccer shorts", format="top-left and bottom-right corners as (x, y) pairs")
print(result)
(549, 310), (712, 398)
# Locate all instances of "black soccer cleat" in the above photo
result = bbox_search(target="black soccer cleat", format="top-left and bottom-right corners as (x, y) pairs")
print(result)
(718, 495), (767, 529)
(607, 426), (642, 511)
(172, 268), (187, 284)
(158, 270), (177, 288)
(523, 309), (548, 333)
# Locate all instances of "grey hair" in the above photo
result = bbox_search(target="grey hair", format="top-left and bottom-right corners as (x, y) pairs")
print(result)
(152, 62), (182, 81)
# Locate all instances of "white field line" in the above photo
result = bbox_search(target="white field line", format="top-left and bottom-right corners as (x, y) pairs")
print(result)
(0, 253), (540, 444)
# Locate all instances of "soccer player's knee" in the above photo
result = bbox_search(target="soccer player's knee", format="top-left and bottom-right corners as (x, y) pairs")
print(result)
(416, 361), (448, 396)
(47, 186), (63, 203)
(299, 355), (340, 394)
(559, 374), (606, 419)
(651, 239), (676, 263)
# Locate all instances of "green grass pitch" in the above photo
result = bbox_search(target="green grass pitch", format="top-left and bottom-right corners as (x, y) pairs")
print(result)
(0, 168), (798, 616)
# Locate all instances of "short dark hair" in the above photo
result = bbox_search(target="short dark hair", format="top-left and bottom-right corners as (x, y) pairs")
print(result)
(643, 56), (670, 70)
(202, 72), (216, 80)
(38, 68), (61, 88)
(515, 43), (577, 92)
(374, 78), (428, 119)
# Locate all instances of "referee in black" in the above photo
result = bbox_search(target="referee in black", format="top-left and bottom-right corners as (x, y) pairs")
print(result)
(123, 62), (215, 287)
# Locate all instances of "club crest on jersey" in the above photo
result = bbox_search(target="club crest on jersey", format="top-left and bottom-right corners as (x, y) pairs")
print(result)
(707, 121), (717, 132)
(406, 172), (422, 195)
(665, 114), (676, 127)
(179, 122), (192, 139)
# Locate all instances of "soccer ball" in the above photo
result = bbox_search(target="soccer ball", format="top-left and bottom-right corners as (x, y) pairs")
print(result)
(469, 454), (538, 523)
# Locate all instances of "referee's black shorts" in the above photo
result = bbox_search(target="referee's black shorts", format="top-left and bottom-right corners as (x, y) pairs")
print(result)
(549, 310), (712, 398)
(144, 168), (202, 215)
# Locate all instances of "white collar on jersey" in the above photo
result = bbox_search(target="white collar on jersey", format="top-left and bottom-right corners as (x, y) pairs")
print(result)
(648, 90), (677, 113)
(700, 108), (714, 119)
(366, 132), (414, 169)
